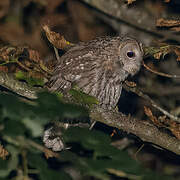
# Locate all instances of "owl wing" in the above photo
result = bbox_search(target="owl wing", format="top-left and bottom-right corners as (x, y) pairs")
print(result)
(48, 44), (99, 93)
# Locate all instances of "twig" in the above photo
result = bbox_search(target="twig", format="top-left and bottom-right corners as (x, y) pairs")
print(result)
(143, 61), (180, 78)
(21, 150), (28, 177)
(3, 135), (59, 158)
(123, 82), (180, 123)
(54, 47), (60, 62)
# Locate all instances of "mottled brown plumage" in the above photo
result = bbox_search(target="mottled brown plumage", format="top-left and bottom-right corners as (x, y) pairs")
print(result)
(49, 36), (143, 109)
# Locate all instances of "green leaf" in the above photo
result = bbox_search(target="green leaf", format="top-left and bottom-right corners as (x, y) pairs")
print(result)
(35, 92), (88, 123)
(15, 71), (45, 86)
(62, 128), (143, 178)
(69, 88), (99, 107)
(63, 127), (111, 149)
(2, 119), (26, 136)
(27, 153), (48, 170)
(22, 117), (43, 137)
(27, 153), (72, 180)
(0, 94), (30, 121)
(143, 172), (173, 180)
(40, 169), (72, 180)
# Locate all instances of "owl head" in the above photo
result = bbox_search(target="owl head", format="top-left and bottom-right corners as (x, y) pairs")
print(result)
(118, 37), (143, 76)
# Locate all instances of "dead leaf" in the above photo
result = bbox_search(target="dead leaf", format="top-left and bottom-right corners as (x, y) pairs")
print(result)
(43, 25), (73, 50)
(44, 148), (59, 159)
(28, 49), (42, 63)
(126, 0), (136, 5)
(154, 52), (163, 59)
(144, 106), (162, 127)
(110, 129), (117, 137)
(0, 66), (8, 73)
(169, 121), (180, 140)
(170, 26), (180, 32)
(174, 48), (180, 61)
(156, 18), (180, 27)
(153, 47), (170, 59)
(144, 44), (180, 61)
(125, 80), (137, 87)
(0, 145), (9, 160)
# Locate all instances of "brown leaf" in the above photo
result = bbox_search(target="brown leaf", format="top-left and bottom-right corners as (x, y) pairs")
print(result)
(43, 25), (73, 50)
(28, 49), (42, 63)
(164, 0), (171, 2)
(44, 148), (59, 159)
(144, 106), (162, 127)
(0, 145), (9, 160)
(125, 80), (137, 87)
(0, 46), (17, 62)
(169, 121), (180, 140)
(156, 18), (180, 27)
(174, 48), (180, 61)
(145, 44), (180, 61)
(170, 26), (180, 32)
(126, 0), (136, 5)
(110, 129), (117, 137)
(154, 52), (163, 59)
(0, 66), (8, 73)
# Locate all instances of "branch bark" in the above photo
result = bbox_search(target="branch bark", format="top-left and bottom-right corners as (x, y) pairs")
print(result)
(90, 107), (180, 155)
(0, 72), (37, 99)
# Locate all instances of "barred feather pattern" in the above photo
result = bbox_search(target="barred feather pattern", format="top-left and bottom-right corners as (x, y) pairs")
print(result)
(49, 36), (143, 109)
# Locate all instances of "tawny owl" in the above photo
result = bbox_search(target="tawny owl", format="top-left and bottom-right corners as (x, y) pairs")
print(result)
(48, 36), (143, 109)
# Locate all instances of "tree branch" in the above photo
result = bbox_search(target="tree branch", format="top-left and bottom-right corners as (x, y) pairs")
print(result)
(80, 0), (180, 42)
(0, 72), (37, 99)
(90, 107), (180, 155)
(123, 82), (180, 123)
(1, 72), (180, 155)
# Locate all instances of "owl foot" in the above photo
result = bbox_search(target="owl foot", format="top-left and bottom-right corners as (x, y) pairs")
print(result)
(43, 126), (66, 151)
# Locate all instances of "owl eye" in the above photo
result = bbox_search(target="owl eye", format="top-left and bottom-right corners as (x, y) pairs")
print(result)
(127, 51), (135, 58)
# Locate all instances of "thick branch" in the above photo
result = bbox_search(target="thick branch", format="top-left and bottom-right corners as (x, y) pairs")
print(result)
(90, 107), (180, 155)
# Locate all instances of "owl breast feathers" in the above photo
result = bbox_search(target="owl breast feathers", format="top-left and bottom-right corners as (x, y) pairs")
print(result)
(48, 36), (143, 109)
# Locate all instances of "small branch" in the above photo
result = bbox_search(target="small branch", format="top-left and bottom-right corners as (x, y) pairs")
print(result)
(143, 61), (180, 79)
(54, 47), (60, 62)
(21, 150), (28, 177)
(3, 135), (59, 159)
(0, 72), (38, 99)
(123, 82), (180, 123)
